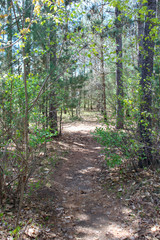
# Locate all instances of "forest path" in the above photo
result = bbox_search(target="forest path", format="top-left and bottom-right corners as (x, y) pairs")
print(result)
(50, 116), (138, 240)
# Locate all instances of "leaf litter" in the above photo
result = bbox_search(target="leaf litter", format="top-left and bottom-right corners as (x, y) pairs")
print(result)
(0, 115), (159, 239)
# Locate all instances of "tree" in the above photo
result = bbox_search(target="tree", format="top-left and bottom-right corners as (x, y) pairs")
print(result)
(48, 21), (58, 134)
(115, 5), (124, 129)
(137, 1), (144, 72)
(100, 0), (107, 121)
(138, 0), (157, 167)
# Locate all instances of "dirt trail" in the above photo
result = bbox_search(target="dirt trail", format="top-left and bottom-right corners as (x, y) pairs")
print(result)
(51, 119), (138, 240)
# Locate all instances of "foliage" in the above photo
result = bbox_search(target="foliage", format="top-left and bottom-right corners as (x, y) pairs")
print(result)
(0, 0), (160, 229)
(93, 126), (137, 167)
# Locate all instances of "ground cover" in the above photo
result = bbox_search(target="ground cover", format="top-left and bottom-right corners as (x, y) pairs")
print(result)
(0, 112), (159, 240)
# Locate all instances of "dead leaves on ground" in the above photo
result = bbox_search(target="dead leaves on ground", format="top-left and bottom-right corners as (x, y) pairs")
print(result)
(100, 165), (160, 240)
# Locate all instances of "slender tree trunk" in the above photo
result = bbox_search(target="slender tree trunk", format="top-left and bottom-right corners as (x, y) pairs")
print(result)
(16, 40), (29, 227)
(138, 0), (156, 167)
(49, 23), (58, 134)
(90, 92), (93, 110)
(16, 0), (32, 225)
(49, 90), (58, 134)
(88, 98), (90, 111)
(7, 0), (13, 138)
(0, 166), (4, 205)
(100, 0), (107, 121)
(100, 35), (107, 121)
(59, 107), (63, 136)
(138, 2), (144, 72)
(7, 0), (12, 72)
(115, 6), (124, 129)
(25, 0), (32, 77)
(83, 89), (86, 110)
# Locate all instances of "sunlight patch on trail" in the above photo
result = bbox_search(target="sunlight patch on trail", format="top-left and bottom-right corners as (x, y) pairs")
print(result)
(75, 220), (136, 240)
(105, 222), (133, 238)
(62, 121), (103, 134)
(78, 166), (101, 174)
(73, 141), (86, 147)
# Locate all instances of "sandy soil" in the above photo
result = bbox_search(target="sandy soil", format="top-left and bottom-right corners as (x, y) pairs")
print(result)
(50, 118), (139, 240)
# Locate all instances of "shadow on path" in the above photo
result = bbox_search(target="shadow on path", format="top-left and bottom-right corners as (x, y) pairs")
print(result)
(51, 121), (139, 240)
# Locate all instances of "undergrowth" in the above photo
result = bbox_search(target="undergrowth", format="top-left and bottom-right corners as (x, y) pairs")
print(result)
(93, 126), (137, 168)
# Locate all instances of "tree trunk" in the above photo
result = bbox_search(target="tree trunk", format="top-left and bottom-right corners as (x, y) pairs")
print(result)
(49, 23), (58, 135)
(115, 7), (124, 129)
(16, 39), (29, 227)
(100, 35), (107, 121)
(100, 0), (107, 121)
(83, 89), (86, 110)
(7, 0), (12, 72)
(25, 0), (32, 77)
(0, 166), (4, 205)
(138, 2), (144, 72)
(49, 90), (58, 134)
(138, 0), (156, 167)
(6, 0), (13, 139)
(16, 0), (32, 224)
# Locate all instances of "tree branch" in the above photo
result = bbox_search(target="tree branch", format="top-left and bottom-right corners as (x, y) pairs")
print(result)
(28, 43), (88, 112)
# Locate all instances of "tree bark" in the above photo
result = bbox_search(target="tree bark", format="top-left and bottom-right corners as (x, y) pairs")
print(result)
(100, 35), (107, 121)
(16, 40), (29, 227)
(7, 0), (12, 72)
(138, 0), (156, 167)
(6, 0), (13, 139)
(138, 1), (144, 72)
(115, 7), (124, 129)
(49, 22), (58, 134)
(100, 0), (107, 121)
(25, 0), (32, 77)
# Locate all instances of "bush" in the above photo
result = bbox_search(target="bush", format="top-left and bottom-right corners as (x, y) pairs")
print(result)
(93, 127), (137, 168)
